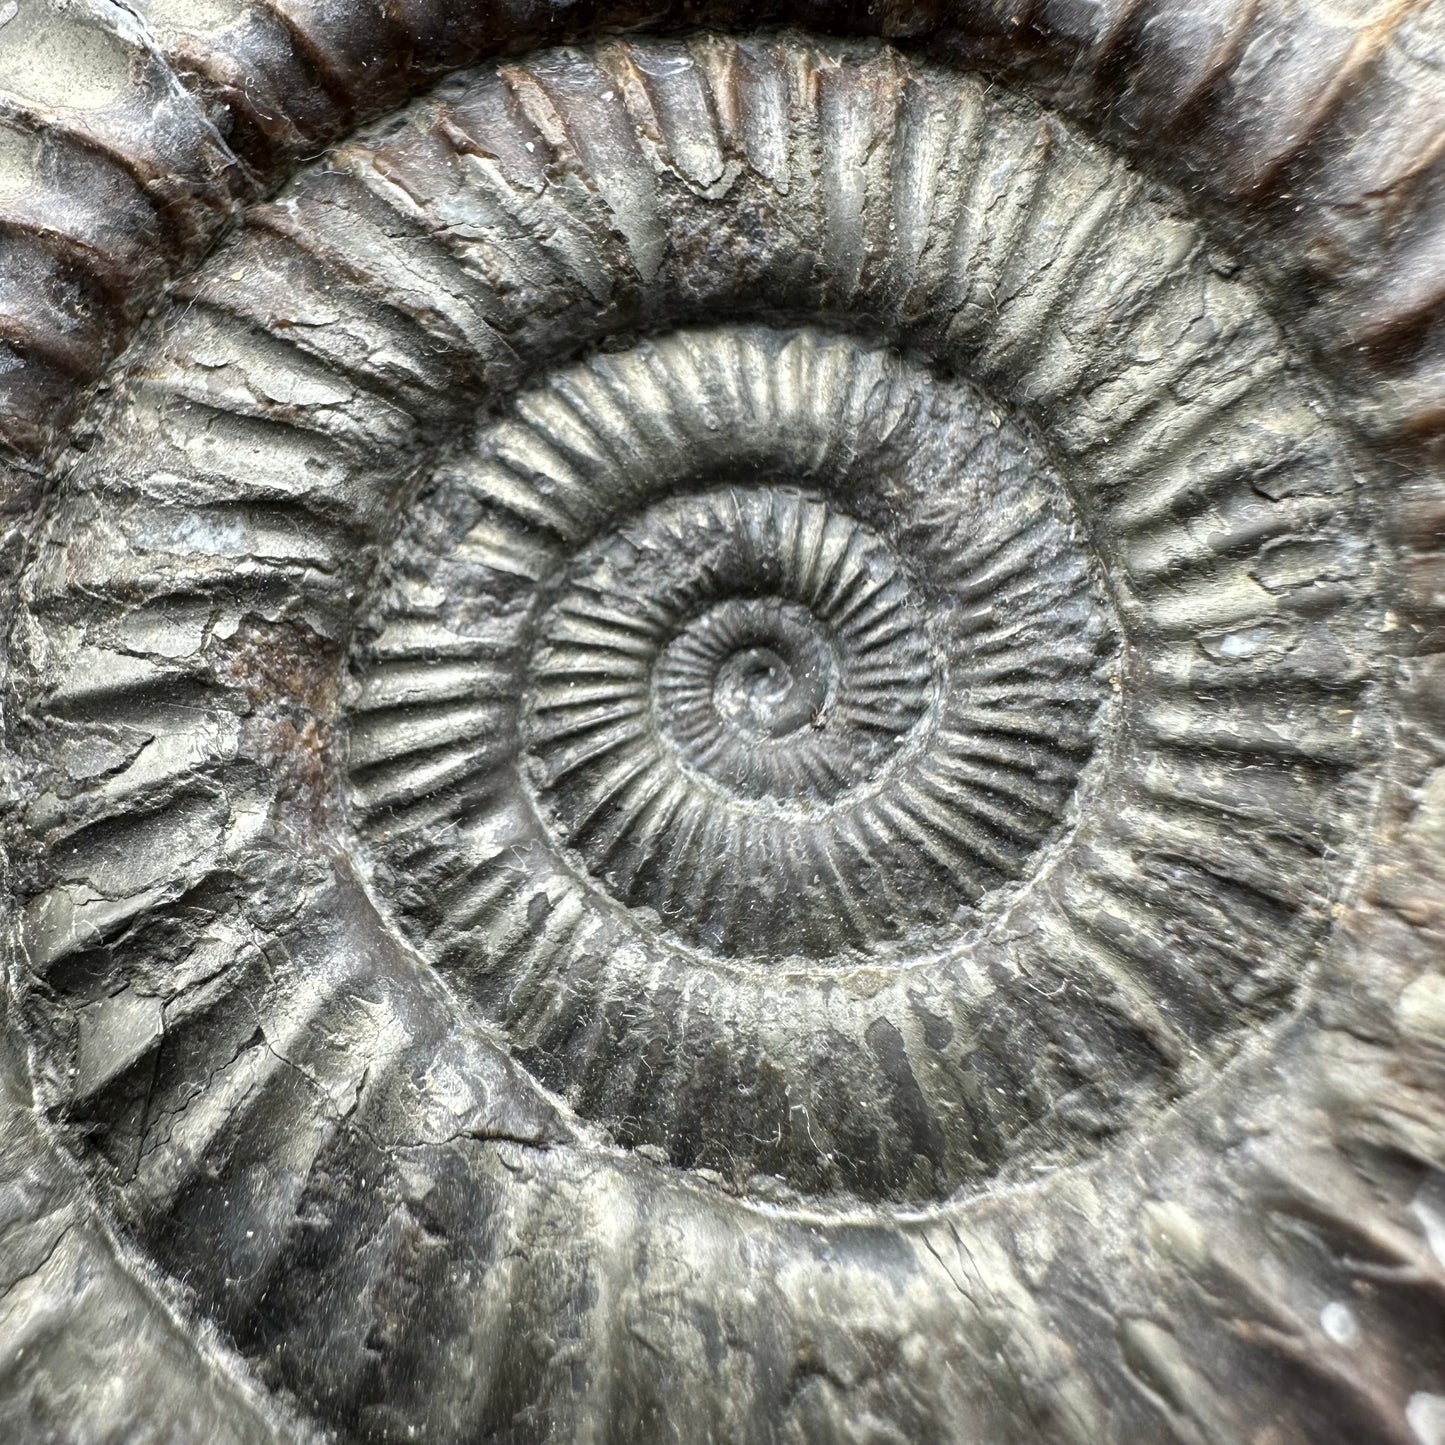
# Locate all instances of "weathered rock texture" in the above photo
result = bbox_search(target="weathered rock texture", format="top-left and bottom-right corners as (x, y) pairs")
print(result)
(0, 1), (1443, 1443)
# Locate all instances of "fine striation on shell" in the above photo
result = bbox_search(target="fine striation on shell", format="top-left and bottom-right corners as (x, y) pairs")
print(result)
(348, 323), (1127, 1196)
(18, 31), (1383, 1208)
(1, 0), (1438, 487)
(0, 10), (1440, 1445)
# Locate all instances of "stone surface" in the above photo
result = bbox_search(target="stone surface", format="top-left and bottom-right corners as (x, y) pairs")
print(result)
(0, 3), (1442, 1443)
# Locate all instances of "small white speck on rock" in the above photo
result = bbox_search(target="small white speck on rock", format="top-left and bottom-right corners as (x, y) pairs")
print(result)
(1320, 1301), (1359, 1347)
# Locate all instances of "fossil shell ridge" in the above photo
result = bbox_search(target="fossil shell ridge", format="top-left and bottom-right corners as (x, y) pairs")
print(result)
(0, 3), (1442, 1443)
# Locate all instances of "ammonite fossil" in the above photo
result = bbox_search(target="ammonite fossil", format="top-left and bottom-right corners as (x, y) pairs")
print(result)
(0, 2), (1442, 1442)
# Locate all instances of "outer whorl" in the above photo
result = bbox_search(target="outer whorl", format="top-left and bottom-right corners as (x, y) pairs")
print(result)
(0, 6), (1442, 1445)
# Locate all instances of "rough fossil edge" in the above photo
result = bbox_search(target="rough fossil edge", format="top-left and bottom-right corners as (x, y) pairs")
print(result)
(0, 2), (1439, 1444)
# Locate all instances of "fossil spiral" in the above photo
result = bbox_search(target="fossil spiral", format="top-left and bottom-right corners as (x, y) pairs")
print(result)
(0, 3), (1442, 1443)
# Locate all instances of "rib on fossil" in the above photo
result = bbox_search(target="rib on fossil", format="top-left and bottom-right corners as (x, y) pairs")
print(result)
(0, 6), (1443, 1445)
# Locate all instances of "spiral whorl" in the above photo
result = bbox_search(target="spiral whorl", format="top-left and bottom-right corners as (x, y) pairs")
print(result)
(363, 329), (1116, 969)
(6, 17), (1431, 1445)
(526, 485), (943, 956)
